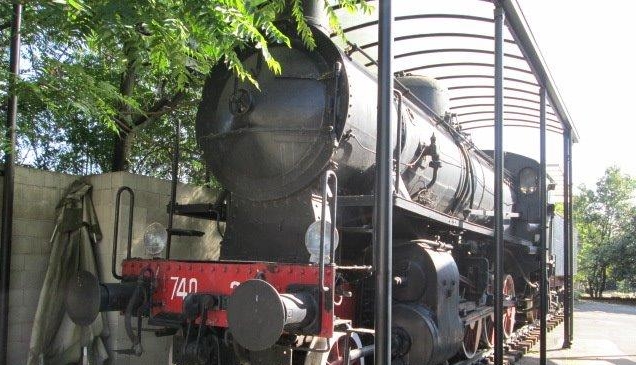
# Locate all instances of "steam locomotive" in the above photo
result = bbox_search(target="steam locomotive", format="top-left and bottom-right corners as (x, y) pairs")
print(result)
(66, 9), (557, 365)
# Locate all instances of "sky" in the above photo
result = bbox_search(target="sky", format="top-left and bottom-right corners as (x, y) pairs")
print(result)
(514, 0), (636, 188)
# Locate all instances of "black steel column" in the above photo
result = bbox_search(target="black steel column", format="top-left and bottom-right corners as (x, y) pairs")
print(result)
(562, 128), (572, 348)
(493, 4), (505, 364)
(374, 0), (393, 364)
(569, 137), (574, 344)
(166, 117), (181, 259)
(567, 129), (574, 344)
(0, 3), (22, 365)
(539, 87), (548, 365)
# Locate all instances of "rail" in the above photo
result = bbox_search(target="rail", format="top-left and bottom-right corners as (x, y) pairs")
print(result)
(318, 169), (338, 339)
(112, 186), (135, 280)
(394, 90), (403, 194)
(318, 169), (338, 286)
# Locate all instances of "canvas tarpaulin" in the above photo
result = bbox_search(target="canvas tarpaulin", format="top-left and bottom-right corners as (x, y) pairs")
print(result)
(27, 180), (108, 365)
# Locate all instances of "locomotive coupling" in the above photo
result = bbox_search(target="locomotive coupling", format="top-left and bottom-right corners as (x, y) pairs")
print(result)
(227, 279), (317, 351)
(65, 270), (138, 326)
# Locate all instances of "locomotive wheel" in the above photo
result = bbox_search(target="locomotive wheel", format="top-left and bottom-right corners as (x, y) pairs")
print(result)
(461, 319), (482, 359)
(168, 330), (238, 365)
(481, 274), (517, 347)
(168, 339), (219, 365)
(480, 313), (495, 348)
(304, 332), (365, 365)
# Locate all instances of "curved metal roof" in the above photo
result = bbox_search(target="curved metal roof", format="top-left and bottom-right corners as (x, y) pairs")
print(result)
(330, 0), (579, 142)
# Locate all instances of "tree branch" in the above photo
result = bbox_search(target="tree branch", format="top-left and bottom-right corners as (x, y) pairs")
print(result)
(113, 45), (139, 134)
(132, 91), (186, 127)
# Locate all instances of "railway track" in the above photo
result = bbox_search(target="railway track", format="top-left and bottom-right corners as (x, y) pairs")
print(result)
(454, 311), (565, 365)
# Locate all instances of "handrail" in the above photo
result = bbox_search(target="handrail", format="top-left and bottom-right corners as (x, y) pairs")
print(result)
(394, 90), (403, 194)
(318, 169), (338, 333)
(112, 186), (135, 280)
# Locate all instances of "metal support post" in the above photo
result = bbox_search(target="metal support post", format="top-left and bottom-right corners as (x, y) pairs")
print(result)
(539, 87), (548, 365)
(166, 118), (181, 259)
(493, 4), (505, 365)
(567, 130), (574, 344)
(562, 128), (572, 348)
(374, 1), (393, 364)
(0, 4), (22, 365)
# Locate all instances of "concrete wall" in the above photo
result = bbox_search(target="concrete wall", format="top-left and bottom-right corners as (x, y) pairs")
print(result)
(5, 167), (77, 365)
(5, 166), (221, 365)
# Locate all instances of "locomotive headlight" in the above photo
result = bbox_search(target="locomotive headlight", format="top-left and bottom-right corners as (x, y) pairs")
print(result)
(518, 167), (539, 195)
(304, 220), (339, 264)
(143, 222), (167, 257)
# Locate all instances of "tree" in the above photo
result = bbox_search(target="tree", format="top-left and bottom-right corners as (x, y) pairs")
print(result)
(611, 211), (636, 290)
(574, 167), (636, 297)
(1, 0), (371, 180)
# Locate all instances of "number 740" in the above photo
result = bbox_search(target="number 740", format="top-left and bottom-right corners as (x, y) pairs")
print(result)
(170, 277), (198, 300)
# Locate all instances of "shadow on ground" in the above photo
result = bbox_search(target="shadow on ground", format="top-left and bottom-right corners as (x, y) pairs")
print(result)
(542, 356), (636, 365)
(574, 300), (636, 316)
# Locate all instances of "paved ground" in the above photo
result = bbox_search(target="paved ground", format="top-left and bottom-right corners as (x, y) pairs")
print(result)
(518, 300), (636, 365)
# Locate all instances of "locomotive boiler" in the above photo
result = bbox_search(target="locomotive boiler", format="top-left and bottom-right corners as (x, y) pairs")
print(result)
(66, 8), (553, 365)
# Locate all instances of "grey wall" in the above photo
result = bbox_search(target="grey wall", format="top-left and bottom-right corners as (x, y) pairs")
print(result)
(5, 166), (220, 365)
(5, 167), (77, 365)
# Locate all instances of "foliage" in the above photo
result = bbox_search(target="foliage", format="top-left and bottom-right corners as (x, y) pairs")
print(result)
(128, 106), (209, 185)
(612, 212), (636, 288)
(574, 167), (636, 298)
(1, 0), (370, 181)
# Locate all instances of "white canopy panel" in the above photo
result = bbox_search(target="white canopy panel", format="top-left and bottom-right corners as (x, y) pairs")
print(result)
(329, 0), (578, 143)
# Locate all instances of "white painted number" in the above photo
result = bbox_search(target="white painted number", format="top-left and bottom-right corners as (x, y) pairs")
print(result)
(170, 277), (198, 300)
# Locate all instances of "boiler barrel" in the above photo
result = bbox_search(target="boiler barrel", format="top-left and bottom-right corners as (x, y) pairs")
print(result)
(195, 26), (513, 222)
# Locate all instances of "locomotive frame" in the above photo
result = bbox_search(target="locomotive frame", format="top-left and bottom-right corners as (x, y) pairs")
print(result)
(59, 1), (578, 365)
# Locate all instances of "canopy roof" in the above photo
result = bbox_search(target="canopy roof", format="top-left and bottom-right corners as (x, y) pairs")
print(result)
(330, 0), (579, 142)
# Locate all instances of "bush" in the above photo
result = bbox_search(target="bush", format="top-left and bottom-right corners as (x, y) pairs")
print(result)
(573, 290), (583, 300)
(617, 280), (636, 293)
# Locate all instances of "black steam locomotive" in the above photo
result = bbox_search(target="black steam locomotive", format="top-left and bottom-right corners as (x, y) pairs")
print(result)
(67, 7), (558, 365)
